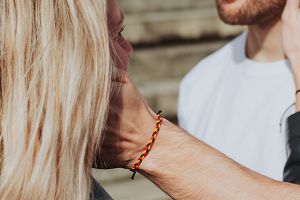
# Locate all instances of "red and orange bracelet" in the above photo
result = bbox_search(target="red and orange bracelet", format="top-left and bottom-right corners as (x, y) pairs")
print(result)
(130, 111), (163, 180)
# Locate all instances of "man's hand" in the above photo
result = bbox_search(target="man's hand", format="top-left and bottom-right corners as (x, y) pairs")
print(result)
(282, 0), (300, 80)
(282, 0), (300, 111)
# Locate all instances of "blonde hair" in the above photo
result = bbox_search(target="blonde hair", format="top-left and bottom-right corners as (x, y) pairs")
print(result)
(0, 0), (111, 199)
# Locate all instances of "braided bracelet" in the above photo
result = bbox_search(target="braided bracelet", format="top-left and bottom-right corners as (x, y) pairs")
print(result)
(130, 111), (163, 180)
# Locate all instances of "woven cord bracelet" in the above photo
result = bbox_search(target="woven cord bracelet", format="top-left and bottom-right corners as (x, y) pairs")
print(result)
(130, 110), (163, 180)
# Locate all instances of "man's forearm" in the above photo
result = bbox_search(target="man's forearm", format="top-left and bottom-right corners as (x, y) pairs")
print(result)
(139, 119), (300, 199)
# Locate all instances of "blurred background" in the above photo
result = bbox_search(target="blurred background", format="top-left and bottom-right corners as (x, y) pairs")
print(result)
(93, 0), (243, 199)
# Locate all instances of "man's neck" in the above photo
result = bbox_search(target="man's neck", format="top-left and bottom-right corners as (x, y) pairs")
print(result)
(246, 18), (285, 63)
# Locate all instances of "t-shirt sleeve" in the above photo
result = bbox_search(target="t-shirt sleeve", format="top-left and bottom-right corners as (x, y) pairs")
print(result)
(283, 112), (300, 184)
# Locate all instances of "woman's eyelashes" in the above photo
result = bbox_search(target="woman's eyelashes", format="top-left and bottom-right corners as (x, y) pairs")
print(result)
(119, 25), (125, 36)
(112, 25), (125, 41)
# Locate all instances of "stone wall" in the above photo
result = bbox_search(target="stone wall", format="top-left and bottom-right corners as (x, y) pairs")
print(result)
(93, 1), (244, 199)
(124, 0), (243, 118)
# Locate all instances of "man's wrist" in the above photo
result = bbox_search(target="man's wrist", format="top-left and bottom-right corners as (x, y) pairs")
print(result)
(295, 82), (300, 93)
(289, 58), (300, 84)
(292, 73), (300, 90)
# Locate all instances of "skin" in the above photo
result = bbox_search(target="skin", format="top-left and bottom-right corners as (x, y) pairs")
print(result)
(217, 0), (300, 112)
(281, 0), (300, 110)
(108, 0), (133, 71)
(100, 0), (300, 199)
(216, 0), (287, 61)
(216, 0), (286, 25)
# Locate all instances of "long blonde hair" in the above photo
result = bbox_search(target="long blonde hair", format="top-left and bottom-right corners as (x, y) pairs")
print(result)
(0, 0), (111, 199)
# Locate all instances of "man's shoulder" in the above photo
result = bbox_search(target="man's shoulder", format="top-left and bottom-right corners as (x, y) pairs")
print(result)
(180, 33), (245, 90)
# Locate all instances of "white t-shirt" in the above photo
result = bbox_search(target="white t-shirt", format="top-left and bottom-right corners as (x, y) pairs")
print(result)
(178, 32), (296, 181)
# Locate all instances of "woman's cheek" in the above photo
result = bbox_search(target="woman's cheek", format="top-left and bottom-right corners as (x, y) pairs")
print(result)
(121, 38), (134, 56)
(115, 43), (129, 70)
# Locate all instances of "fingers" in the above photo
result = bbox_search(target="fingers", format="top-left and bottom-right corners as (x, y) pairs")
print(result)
(283, 0), (300, 20)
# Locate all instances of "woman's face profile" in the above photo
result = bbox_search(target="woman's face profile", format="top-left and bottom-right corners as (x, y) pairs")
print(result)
(108, 0), (133, 71)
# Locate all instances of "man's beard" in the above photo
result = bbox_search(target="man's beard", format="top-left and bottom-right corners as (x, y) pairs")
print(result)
(216, 0), (286, 25)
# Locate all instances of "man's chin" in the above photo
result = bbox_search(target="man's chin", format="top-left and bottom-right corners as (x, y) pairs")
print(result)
(216, 3), (250, 25)
(216, 0), (286, 26)
(219, 17), (256, 26)
(218, 9), (282, 26)
(218, 12), (251, 25)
